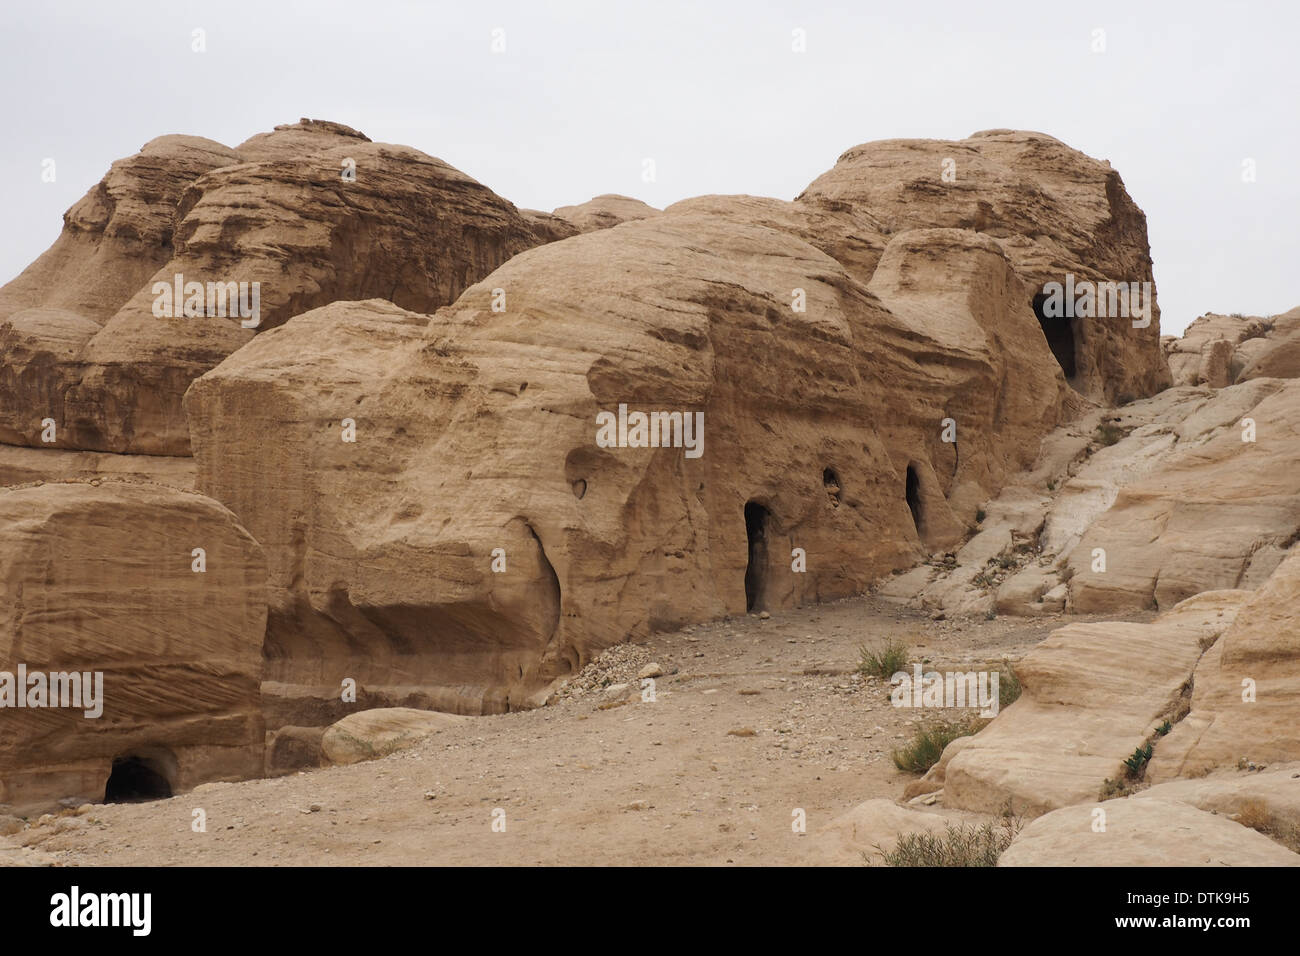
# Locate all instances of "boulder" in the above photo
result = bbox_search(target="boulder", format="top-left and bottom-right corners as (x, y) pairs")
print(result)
(999, 796), (1300, 866)
(319, 708), (466, 766)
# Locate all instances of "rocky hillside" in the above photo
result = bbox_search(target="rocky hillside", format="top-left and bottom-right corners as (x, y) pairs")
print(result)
(3, 122), (1296, 867)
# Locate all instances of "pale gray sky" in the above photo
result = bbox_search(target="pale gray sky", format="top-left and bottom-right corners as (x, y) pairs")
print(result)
(1, 0), (1295, 333)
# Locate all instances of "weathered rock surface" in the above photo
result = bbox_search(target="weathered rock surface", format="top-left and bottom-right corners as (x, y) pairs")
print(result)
(0, 445), (194, 490)
(320, 708), (466, 766)
(0, 136), (242, 326)
(1164, 306), (1300, 386)
(886, 377), (1300, 616)
(0, 481), (266, 813)
(1150, 549), (1300, 779)
(1069, 379), (1300, 611)
(552, 194), (661, 233)
(186, 203), (1074, 714)
(999, 796), (1300, 866)
(1139, 763), (1300, 830)
(799, 130), (1171, 403)
(0, 119), (560, 455)
(929, 591), (1248, 817)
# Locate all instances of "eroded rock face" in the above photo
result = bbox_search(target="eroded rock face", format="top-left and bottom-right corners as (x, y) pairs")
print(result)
(0, 119), (560, 455)
(0, 136), (243, 327)
(1165, 306), (1300, 386)
(999, 796), (1300, 866)
(929, 591), (1247, 818)
(884, 377), (1300, 617)
(0, 481), (266, 814)
(1069, 379), (1300, 611)
(0, 445), (195, 491)
(186, 207), (1070, 716)
(799, 130), (1171, 403)
(1150, 549), (1300, 779)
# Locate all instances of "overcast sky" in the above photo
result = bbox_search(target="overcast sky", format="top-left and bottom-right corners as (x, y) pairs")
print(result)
(2, 0), (1295, 334)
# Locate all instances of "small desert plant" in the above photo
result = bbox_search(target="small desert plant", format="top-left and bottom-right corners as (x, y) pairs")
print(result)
(892, 717), (984, 774)
(858, 639), (909, 679)
(998, 664), (1022, 709)
(1094, 422), (1125, 447)
(1046, 478), (1057, 491)
(1233, 799), (1300, 854)
(1099, 777), (1134, 800)
(975, 508), (986, 524)
(876, 817), (1021, 867)
(1123, 743), (1154, 777)
(1156, 720), (1172, 736)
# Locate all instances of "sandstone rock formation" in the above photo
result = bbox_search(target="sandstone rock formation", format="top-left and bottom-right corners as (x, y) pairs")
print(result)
(1150, 548), (1300, 778)
(917, 591), (1247, 817)
(186, 210), (1072, 717)
(0, 119), (561, 456)
(884, 376), (1300, 617)
(798, 130), (1171, 404)
(999, 795), (1300, 866)
(552, 194), (661, 233)
(0, 124), (1189, 827)
(0, 481), (266, 814)
(900, 546), (1300, 863)
(1164, 306), (1300, 386)
(0, 445), (194, 490)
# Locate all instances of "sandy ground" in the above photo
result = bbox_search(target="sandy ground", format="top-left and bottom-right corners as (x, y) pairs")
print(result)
(6, 596), (1151, 866)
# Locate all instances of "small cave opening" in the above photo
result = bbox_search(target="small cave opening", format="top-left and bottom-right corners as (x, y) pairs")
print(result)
(104, 753), (174, 803)
(905, 465), (923, 535)
(1032, 293), (1077, 379)
(822, 467), (842, 508)
(744, 501), (771, 613)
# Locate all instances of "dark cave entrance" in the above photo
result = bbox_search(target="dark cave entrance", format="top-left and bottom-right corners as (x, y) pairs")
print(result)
(104, 753), (174, 803)
(1032, 293), (1077, 379)
(905, 465), (923, 535)
(744, 501), (771, 613)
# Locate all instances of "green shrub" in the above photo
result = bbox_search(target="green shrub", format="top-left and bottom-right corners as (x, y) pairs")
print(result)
(876, 818), (1021, 866)
(858, 639), (910, 679)
(892, 717), (984, 774)
(1123, 743), (1154, 776)
(998, 665), (1022, 709)
(1094, 422), (1125, 447)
